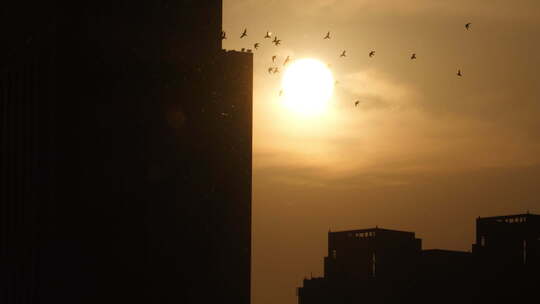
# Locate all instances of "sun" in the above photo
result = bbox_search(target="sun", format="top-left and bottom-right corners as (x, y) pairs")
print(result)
(281, 58), (334, 117)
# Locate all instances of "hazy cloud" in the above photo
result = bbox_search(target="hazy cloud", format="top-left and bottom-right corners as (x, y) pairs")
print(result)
(223, 2), (540, 304)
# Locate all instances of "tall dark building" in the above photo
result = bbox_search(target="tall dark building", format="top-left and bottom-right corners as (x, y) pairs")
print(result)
(1, 1), (252, 304)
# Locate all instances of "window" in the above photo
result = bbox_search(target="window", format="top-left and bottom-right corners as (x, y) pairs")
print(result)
(523, 240), (527, 264)
(371, 252), (376, 277)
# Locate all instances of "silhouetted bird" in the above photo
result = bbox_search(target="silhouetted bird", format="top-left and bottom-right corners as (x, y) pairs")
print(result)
(272, 55), (277, 63)
(284, 56), (290, 66)
(369, 50), (375, 57)
(355, 100), (360, 107)
(254, 43), (260, 49)
(457, 69), (462, 77)
(221, 31), (227, 40)
(273, 39), (281, 46)
(411, 53), (416, 60)
(264, 31), (272, 39)
(268, 67), (274, 74)
(465, 22), (471, 30)
(324, 31), (331, 39)
(340, 50), (347, 57)
(240, 28), (248, 38)
(273, 67), (280, 74)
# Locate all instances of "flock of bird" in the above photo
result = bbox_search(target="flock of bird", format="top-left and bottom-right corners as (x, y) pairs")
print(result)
(221, 22), (472, 106)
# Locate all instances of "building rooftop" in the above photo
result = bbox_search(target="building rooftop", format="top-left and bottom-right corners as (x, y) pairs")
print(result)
(422, 249), (471, 256)
(330, 227), (416, 235)
(477, 213), (540, 224)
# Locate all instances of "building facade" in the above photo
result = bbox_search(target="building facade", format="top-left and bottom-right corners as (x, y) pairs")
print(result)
(324, 228), (421, 281)
(1, 1), (252, 304)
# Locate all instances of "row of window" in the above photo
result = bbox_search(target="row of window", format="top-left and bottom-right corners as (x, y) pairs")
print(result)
(348, 231), (377, 239)
(494, 217), (527, 224)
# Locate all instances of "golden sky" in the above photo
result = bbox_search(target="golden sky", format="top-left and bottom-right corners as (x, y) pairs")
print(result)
(224, 1), (540, 304)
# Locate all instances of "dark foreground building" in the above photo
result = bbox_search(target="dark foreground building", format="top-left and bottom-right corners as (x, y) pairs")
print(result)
(1, 1), (252, 303)
(298, 213), (539, 304)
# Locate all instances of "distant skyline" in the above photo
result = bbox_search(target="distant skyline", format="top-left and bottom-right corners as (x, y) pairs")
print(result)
(299, 213), (539, 304)
(223, 1), (540, 304)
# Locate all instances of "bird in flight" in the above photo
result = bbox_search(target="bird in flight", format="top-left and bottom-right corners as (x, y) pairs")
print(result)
(411, 53), (417, 60)
(268, 67), (274, 74)
(273, 39), (281, 46)
(240, 28), (248, 38)
(272, 55), (277, 63)
(283, 56), (290, 66)
(254, 43), (260, 49)
(354, 100), (360, 107)
(369, 50), (375, 57)
(324, 31), (331, 39)
(465, 23), (472, 30)
(457, 69), (462, 77)
(221, 31), (227, 40)
(273, 67), (280, 74)
(264, 31), (272, 39)
(340, 50), (347, 57)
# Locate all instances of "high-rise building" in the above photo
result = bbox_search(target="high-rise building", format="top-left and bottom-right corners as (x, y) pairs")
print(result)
(1, 1), (252, 303)
(471, 213), (539, 302)
(473, 213), (540, 273)
(299, 227), (422, 304)
(324, 228), (421, 281)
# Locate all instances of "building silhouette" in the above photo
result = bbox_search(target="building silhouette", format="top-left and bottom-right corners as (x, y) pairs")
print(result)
(298, 213), (539, 304)
(473, 213), (540, 273)
(324, 228), (421, 281)
(1, 1), (251, 303)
